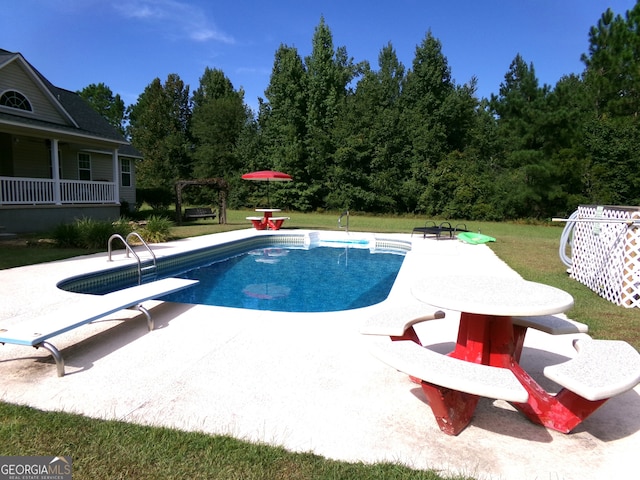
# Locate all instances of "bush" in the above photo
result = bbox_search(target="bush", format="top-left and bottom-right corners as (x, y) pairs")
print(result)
(74, 218), (115, 249)
(112, 217), (135, 238)
(139, 215), (173, 243)
(52, 223), (80, 248)
(52, 217), (134, 249)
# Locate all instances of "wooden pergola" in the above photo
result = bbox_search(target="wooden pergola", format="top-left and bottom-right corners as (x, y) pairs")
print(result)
(174, 178), (229, 225)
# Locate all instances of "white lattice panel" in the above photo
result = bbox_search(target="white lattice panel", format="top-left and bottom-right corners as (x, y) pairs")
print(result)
(570, 205), (640, 308)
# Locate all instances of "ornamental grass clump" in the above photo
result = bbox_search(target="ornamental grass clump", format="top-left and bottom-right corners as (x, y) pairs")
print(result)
(52, 217), (133, 249)
(51, 222), (80, 248)
(139, 215), (173, 243)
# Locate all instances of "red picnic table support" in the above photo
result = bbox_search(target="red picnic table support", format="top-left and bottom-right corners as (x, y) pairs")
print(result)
(427, 311), (605, 435)
(247, 209), (288, 230)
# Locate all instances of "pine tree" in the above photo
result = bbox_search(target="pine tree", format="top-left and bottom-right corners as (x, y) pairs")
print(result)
(127, 74), (192, 193)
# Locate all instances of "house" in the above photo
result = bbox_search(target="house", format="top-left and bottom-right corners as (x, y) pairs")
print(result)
(0, 48), (141, 233)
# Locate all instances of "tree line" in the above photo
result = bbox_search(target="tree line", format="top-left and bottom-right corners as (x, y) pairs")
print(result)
(80, 3), (640, 220)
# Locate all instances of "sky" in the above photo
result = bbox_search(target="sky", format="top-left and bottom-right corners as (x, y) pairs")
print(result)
(1, 0), (637, 113)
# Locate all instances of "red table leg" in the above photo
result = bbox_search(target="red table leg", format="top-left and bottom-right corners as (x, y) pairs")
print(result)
(451, 312), (611, 433)
(391, 327), (423, 384)
(509, 361), (608, 433)
(250, 219), (267, 230)
(270, 219), (285, 230)
(420, 383), (480, 435)
(390, 327), (422, 345)
(512, 324), (528, 363)
(420, 313), (494, 434)
(450, 313), (491, 363)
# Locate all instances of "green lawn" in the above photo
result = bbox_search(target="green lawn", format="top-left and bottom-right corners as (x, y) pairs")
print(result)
(1, 210), (637, 479)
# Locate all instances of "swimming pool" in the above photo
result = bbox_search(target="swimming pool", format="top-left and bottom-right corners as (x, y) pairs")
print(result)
(163, 245), (405, 311)
(58, 231), (410, 313)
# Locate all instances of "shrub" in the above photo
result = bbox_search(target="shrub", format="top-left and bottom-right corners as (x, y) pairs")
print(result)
(75, 217), (115, 249)
(53, 217), (134, 249)
(52, 223), (80, 248)
(139, 215), (173, 243)
(112, 217), (135, 238)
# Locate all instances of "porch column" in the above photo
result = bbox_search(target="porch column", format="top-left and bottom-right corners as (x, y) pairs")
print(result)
(112, 148), (120, 204)
(51, 138), (61, 205)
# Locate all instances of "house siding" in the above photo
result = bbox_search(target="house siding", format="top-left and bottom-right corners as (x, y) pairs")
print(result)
(0, 61), (70, 125)
(0, 205), (121, 233)
(120, 186), (136, 207)
(12, 137), (50, 178)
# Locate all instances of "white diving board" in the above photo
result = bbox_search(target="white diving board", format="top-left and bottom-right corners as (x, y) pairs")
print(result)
(0, 278), (198, 376)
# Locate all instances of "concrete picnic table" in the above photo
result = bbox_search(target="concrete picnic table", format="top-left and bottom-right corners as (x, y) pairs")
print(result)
(409, 275), (597, 434)
(365, 274), (640, 435)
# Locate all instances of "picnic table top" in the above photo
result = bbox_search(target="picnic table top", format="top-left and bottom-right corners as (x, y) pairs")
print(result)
(411, 276), (574, 317)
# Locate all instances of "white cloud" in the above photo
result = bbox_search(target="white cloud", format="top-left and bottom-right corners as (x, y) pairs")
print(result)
(113, 0), (235, 44)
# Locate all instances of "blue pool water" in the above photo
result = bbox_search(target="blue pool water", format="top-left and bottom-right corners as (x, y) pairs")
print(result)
(162, 246), (405, 312)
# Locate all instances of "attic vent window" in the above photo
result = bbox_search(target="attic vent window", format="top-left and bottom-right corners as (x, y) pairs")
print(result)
(0, 90), (32, 111)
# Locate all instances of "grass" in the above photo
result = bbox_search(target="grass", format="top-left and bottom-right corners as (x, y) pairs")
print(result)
(0, 403), (461, 480)
(1, 209), (637, 479)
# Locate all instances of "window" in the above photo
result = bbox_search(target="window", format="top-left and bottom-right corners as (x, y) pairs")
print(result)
(78, 153), (91, 180)
(121, 158), (131, 187)
(0, 90), (32, 111)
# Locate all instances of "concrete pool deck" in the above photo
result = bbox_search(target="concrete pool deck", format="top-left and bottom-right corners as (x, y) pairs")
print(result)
(0, 229), (638, 480)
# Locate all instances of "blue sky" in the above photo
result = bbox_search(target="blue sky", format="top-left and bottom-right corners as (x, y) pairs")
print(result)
(2, 0), (636, 112)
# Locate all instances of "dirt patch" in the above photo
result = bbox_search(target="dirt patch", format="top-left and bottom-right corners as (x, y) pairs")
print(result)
(0, 237), (28, 247)
(0, 237), (56, 248)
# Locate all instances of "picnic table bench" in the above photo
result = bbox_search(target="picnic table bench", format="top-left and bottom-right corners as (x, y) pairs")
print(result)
(0, 277), (198, 377)
(184, 207), (217, 220)
(543, 338), (640, 401)
(369, 336), (530, 403)
(360, 304), (445, 341)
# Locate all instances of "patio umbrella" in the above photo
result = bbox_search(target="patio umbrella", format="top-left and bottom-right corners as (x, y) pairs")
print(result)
(241, 170), (292, 207)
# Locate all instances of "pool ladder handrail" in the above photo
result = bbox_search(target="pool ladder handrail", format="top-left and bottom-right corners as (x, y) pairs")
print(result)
(338, 210), (349, 233)
(107, 232), (157, 284)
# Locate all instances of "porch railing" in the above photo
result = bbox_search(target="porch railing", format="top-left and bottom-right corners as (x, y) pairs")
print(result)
(0, 176), (117, 205)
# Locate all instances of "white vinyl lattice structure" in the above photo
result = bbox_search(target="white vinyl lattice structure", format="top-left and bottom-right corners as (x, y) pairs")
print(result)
(570, 205), (640, 308)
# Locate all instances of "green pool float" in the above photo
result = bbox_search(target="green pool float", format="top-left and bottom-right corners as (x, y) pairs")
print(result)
(457, 232), (496, 245)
